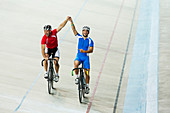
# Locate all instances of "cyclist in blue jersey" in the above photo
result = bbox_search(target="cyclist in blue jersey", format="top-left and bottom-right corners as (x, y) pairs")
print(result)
(69, 17), (94, 94)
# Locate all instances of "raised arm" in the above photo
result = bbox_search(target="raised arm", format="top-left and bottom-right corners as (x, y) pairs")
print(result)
(57, 16), (70, 32)
(69, 17), (78, 36)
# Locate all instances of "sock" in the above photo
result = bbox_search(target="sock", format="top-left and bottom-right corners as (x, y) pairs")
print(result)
(45, 71), (47, 74)
(86, 84), (89, 87)
(56, 73), (58, 76)
(75, 74), (79, 78)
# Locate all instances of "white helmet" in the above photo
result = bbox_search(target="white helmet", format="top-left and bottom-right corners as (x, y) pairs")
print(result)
(82, 26), (90, 32)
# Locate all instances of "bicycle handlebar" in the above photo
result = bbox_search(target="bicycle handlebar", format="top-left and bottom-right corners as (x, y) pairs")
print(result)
(71, 68), (89, 76)
(72, 68), (87, 71)
(41, 58), (58, 66)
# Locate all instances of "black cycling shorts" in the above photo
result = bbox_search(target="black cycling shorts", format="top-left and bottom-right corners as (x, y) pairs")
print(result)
(45, 47), (60, 58)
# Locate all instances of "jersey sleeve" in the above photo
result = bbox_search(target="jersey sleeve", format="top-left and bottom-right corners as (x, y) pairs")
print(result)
(76, 33), (81, 38)
(53, 29), (58, 34)
(90, 38), (94, 47)
(41, 36), (46, 45)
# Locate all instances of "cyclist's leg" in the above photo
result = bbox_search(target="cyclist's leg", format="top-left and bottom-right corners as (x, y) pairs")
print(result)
(83, 57), (90, 94)
(74, 57), (81, 84)
(43, 54), (49, 71)
(74, 57), (81, 75)
(54, 57), (59, 74)
(53, 48), (60, 75)
(83, 56), (90, 84)
(44, 47), (50, 72)
(84, 69), (90, 84)
(43, 48), (50, 78)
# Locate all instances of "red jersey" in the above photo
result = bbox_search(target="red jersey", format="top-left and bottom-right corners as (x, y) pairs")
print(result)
(41, 29), (58, 49)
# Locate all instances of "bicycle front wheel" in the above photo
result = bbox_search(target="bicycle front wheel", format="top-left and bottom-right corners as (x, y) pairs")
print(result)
(48, 69), (53, 94)
(78, 78), (84, 103)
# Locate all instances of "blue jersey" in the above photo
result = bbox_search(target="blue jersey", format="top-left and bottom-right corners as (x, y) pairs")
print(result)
(76, 33), (94, 57)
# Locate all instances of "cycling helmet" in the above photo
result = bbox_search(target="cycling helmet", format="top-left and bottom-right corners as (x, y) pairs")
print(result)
(44, 25), (52, 30)
(82, 26), (90, 32)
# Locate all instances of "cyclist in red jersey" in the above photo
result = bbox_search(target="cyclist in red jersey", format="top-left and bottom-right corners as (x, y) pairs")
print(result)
(41, 16), (70, 82)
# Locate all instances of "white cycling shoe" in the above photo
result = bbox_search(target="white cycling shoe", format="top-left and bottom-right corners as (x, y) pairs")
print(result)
(85, 86), (90, 94)
(54, 75), (59, 82)
(75, 77), (79, 85)
(44, 73), (48, 79)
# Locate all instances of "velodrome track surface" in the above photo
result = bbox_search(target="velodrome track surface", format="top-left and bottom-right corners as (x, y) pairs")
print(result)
(0, 0), (169, 113)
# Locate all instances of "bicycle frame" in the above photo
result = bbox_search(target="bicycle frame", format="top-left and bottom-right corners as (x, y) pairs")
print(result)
(72, 63), (88, 103)
(41, 58), (58, 94)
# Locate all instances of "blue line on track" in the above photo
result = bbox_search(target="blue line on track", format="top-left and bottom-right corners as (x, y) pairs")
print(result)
(123, 0), (159, 112)
(13, 68), (44, 113)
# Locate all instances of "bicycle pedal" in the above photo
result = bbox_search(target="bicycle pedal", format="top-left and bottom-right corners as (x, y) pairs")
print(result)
(54, 80), (59, 82)
(85, 87), (90, 94)
(54, 76), (59, 82)
(75, 78), (79, 84)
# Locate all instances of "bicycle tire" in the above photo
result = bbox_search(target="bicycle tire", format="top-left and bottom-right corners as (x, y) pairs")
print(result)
(82, 78), (85, 98)
(52, 69), (55, 89)
(48, 69), (53, 94)
(78, 78), (83, 103)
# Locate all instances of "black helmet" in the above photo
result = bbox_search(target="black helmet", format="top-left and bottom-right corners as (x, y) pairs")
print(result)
(82, 26), (90, 32)
(44, 25), (52, 30)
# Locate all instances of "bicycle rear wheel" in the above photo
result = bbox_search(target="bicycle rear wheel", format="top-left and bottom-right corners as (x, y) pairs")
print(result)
(48, 69), (53, 94)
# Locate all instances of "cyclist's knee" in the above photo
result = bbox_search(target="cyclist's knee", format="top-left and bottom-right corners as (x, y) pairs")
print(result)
(44, 60), (48, 64)
(55, 57), (59, 62)
(74, 60), (79, 67)
(85, 69), (90, 72)
(74, 65), (78, 68)
(45, 54), (49, 58)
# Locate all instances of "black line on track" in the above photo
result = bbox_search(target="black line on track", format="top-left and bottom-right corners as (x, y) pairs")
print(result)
(113, 0), (139, 113)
